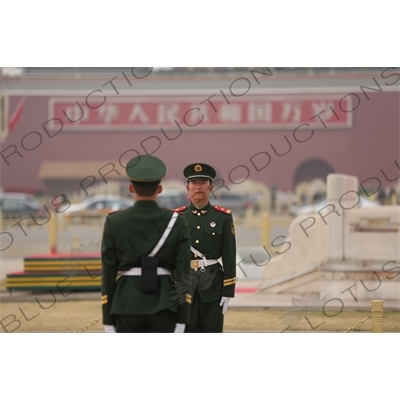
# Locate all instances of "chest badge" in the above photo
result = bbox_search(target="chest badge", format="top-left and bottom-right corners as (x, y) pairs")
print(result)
(210, 222), (216, 227)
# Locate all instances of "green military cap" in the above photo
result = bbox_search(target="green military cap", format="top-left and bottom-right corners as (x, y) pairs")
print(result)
(183, 163), (216, 182)
(125, 154), (167, 182)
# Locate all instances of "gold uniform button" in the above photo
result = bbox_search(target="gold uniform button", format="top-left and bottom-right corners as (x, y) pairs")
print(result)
(197, 226), (201, 229)
(212, 232), (215, 235)
(197, 213), (201, 216)
(195, 240), (199, 244)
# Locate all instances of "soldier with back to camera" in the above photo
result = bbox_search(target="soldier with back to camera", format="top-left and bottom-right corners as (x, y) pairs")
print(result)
(101, 154), (192, 333)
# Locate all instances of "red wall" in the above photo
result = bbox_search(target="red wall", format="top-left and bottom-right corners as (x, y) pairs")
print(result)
(1, 90), (399, 195)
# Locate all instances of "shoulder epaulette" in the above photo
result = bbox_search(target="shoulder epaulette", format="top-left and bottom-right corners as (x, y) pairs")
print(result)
(214, 205), (231, 214)
(173, 206), (188, 213)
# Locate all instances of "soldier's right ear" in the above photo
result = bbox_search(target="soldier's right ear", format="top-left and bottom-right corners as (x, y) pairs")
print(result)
(129, 184), (134, 194)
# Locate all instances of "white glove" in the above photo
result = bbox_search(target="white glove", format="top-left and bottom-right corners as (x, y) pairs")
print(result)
(220, 297), (231, 315)
(104, 325), (116, 333)
(174, 323), (186, 333)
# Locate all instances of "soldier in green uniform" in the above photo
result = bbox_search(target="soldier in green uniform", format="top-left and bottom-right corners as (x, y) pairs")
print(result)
(174, 163), (237, 333)
(101, 155), (192, 333)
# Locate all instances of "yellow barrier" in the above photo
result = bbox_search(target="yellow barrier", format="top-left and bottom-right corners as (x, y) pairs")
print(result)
(48, 212), (58, 254)
(346, 300), (386, 333)
(371, 300), (384, 333)
(261, 212), (270, 249)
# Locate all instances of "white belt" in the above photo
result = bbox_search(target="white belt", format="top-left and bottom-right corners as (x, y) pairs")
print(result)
(190, 259), (219, 271)
(190, 245), (219, 271)
(120, 267), (170, 276)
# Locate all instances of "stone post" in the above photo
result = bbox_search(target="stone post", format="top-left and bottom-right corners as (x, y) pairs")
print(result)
(326, 174), (358, 261)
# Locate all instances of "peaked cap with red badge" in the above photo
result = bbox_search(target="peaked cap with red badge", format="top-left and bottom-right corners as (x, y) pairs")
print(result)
(183, 163), (216, 182)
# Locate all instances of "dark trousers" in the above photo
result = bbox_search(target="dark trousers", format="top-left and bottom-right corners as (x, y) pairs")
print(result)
(185, 291), (224, 333)
(115, 309), (176, 333)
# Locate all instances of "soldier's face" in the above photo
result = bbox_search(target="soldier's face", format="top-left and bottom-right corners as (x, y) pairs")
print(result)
(187, 179), (213, 206)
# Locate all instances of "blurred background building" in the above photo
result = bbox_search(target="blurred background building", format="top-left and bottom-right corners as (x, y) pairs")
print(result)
(0, 67), (399, 209)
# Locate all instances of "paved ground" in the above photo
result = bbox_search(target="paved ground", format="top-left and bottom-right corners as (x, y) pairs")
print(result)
(1, 220), (399, 311)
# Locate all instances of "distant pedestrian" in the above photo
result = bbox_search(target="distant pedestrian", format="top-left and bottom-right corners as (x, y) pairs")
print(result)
(378, 188), (386, 204)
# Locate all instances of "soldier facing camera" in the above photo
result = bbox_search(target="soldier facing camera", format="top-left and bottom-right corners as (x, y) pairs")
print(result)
(174, 162), (237, 333)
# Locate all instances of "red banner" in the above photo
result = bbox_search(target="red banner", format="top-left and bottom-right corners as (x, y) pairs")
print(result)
(48, 95), (353, 131)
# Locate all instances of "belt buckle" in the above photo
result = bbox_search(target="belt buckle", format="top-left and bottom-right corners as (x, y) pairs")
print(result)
(190, 260), (200, 271)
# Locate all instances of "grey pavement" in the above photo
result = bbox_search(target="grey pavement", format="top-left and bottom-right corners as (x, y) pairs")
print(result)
(1, 257), (399, 311)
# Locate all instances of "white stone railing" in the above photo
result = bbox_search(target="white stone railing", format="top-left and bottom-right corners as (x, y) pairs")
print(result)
(260, 173), (400, 293)
(344, 206), (399, 262)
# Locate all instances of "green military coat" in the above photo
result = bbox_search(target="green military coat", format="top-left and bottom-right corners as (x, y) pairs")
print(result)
(101, 200), (191, 326)
(175, 201), (237, 303)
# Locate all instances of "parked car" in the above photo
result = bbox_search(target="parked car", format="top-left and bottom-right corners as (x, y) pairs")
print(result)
(290, 196), (379, 216)
(214, 192), (257, 217)
(63, 194), (133, 218)
(0, 192), (46, 218)
(157, 189), (188, 210)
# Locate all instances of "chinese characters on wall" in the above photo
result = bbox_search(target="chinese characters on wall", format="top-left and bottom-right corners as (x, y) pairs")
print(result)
(49, 95), (352, 131)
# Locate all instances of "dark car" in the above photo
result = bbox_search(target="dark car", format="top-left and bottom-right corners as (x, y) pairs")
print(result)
(0, 192), (46, 218)
(157, 189), (188, 210)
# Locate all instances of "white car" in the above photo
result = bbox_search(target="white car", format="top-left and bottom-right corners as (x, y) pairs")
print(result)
(63, 194), (133, 217)
(290, 196), (379, 216)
